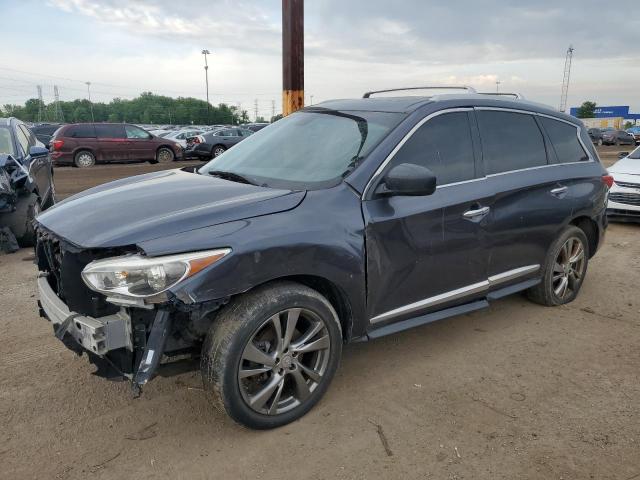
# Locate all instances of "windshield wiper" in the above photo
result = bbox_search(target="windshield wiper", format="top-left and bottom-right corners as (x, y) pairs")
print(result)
(208, 170), (256, 185)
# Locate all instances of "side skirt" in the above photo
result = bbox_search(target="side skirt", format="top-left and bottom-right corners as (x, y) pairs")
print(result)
(365, 278), (541, 341)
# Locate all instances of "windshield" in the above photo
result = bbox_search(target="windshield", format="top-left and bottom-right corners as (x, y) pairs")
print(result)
(628, 146), (640, 159)
(0, 127), (16, 156)
(199, 109), (404, 189)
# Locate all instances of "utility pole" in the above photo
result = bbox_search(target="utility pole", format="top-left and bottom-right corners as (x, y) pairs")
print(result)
(310, 94), (314, 105)
(271, 99), (275, 121)
(85, 81), (94, 122)
(236, 102), (242, 125)
(282, 0), (304, 116)
(559, 45), (574, 112)
(37, 85), (43, 123)
(202, 49), (211, 124)
(495, 80), (500, 93)
(53, 85), (64, 122)
(254, 99), (259, 121)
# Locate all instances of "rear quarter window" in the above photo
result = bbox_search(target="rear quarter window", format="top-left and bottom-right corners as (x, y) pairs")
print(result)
(476, 110), (547, 174)
(540, 117), (589, 164)
(66, 124), (96, 138)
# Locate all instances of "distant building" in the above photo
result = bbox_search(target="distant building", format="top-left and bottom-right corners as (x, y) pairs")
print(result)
(569, 105), (640, 128)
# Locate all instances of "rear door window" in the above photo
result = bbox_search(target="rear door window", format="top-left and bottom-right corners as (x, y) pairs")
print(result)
(67, 124), (96, 138)
(476, 110), (547, 174)
(125, 125), (150, 139)
(15, 125), (30, 156)
(388, 111), (476, 185)
(95, 124), (125, 138)
(539, 117), (589, 164)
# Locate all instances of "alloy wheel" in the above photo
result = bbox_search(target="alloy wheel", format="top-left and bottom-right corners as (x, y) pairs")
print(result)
(157, 148), (174, 163)
(552, 237), (586, 300)
(77, 153), (94, 167)
(238, 308), (331, 416)
(213, 147), (225, 157)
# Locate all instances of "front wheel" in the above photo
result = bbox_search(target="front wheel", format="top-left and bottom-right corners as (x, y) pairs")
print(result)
(6, 193), (40, 247)
(201, 282), (342, 429)
(155, 147), (175, 164)
(527, 226), (589, 306)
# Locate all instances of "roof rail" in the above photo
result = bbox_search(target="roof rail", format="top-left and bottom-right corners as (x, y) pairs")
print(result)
(477, 92), (526, 100)
(363, 86), (477, 98)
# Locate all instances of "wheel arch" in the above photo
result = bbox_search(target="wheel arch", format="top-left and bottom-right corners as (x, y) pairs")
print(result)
(240, 274), (355, 343)
(570, 216), (599, 258)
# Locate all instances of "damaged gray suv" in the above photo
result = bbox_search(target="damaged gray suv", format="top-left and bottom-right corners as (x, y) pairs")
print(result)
(35, 87), (609, 429)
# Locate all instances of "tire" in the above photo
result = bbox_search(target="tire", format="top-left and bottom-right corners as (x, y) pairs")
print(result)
(527, 226), (589, 306)
(211, 145), (226, 158)
(74, 151), (95, 168)
(201, 281), (342, 429)
(155, 147), (175, 164)
(6, 193), (40, 247)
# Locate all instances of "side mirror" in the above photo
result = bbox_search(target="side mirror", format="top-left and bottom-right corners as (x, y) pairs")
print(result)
(29, 146), (49, 158)
(376, 163), (437, 197)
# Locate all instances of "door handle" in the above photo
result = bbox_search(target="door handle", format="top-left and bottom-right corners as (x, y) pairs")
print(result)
(550, 186), (568, 198)
(463, 206), (490, 221)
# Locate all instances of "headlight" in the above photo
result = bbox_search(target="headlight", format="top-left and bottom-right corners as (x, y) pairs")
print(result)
(81, 249), (230, 298)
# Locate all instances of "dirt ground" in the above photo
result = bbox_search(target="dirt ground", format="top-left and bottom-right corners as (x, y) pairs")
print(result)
(1, 148), (639, 480)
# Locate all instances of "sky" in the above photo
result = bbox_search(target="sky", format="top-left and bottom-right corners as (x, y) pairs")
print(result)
(0, 0), (638, 120)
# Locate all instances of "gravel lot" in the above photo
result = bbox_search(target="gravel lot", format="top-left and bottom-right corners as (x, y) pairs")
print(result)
(1, 146), (639, 479)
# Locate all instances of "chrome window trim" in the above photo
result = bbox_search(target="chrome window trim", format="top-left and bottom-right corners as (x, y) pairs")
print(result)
(369, 264), (540, 325)
(363, 106), (595, 199)
(362, 107), (474, 198)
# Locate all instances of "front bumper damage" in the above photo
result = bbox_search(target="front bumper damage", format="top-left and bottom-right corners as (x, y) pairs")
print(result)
(37, 273), (174, 394)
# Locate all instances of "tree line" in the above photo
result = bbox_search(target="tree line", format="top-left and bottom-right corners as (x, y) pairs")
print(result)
(0, 92), (253, 125)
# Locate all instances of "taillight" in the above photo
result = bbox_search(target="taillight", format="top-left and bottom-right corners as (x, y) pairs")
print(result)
(52, 139), (64, 151)
(602, 174), (614, 188)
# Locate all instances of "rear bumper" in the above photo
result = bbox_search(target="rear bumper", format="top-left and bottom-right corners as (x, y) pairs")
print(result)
(37, 275), (131, 356)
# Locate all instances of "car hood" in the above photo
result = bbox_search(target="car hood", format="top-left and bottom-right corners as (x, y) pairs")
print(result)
(37, 169), (305, 248)
(609, 157), (640, 175)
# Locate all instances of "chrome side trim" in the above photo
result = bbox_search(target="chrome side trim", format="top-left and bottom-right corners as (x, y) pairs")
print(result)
(370, 281), (488, 325)
(369, 264), (540, 325)
(488, 264), (540, 287)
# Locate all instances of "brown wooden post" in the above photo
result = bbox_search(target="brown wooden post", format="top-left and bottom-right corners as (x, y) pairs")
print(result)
(282, 0), (304, 116)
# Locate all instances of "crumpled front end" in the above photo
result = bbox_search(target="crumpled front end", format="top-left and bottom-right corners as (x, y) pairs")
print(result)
(35, 227), (221, 393)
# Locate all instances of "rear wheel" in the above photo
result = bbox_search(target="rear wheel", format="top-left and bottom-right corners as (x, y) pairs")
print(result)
(201, 282), (342, 429)
(212, 145), (226, 158)
(527, 226), (589, 306)
(74, 151), (95, 168)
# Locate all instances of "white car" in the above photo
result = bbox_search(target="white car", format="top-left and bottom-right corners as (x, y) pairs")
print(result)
(162, 129), (204, 148)
(607, 146), (640, 222)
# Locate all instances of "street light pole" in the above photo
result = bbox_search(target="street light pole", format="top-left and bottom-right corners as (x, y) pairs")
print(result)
(85, 81), (94, 122)
(202, 49), (211, 124)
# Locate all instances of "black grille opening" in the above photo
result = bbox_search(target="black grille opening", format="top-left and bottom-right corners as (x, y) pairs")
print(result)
(36, 228), (132, 318)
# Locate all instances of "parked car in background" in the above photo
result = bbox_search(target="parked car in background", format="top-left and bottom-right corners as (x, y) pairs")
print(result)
(34, 89), (609, 429)
(162, 129), (204, 148)
(626, 126), (640, 144)
(602, 129), (635, 146)
(607, 146), (640, 222)
(588, 128), (603, 146)
(186, 127), (254, 159)
(49, 123), (183, 167)
(243, 122), (270, 132)
(31, 123), (64, 145)
(0, 118), (55, 246)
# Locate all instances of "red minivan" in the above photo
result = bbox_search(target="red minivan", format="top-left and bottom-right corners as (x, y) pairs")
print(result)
(49, 123), (183, 167)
